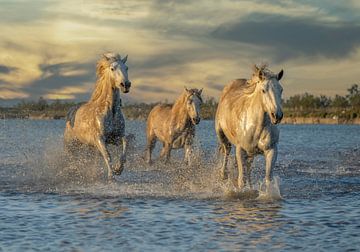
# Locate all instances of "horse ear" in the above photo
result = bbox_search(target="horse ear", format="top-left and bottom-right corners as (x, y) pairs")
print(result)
(184, 86), (190, 93)
(277, 69), (284, 81)
(103, 52), (116, 60)
(258, 69), (264, 80)
(103, 53), (111, 60)
(122, 55), (128, 64)
(198, 88), (203, 95)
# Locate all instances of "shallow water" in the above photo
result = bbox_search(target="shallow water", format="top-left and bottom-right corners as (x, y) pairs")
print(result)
(0, 119), (360, 251)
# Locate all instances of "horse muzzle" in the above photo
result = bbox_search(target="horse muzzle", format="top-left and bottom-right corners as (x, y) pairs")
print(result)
(120, 81), (131, 93)
(271, 111), (283, 124)
(192, 117), (201, 125)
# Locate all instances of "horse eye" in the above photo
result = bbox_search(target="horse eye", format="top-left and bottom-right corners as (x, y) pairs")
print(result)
(262, 89), (266, 93)
(110, 67), (115, 71)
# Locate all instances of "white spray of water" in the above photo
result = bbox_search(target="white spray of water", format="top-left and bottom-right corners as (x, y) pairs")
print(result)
(10, 136), (282, 201)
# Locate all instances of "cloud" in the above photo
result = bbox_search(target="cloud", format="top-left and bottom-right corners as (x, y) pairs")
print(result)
(136, 84), (176, 94)
(212, 13), (360, 61)
(1, 0), (360, 104)
(207, 82), (224, 91)
(0, 65), (17, 74)
(22, 62), (95, 99)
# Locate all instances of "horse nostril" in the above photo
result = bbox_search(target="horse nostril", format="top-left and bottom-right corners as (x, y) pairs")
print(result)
(271, 112), (276, 119)
(278, 112), (283, 120)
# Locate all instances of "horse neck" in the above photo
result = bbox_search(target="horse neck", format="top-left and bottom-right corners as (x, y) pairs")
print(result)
(171, 94), (190, 129)
(240, 90), (265, 123)
(90, 74), (116, 111)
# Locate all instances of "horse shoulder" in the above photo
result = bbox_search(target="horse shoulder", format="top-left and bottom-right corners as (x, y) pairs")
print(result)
(148, 104), (172, 142)
(258, 123), (279, 151)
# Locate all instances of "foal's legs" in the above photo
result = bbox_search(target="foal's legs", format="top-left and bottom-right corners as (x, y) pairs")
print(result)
(162, 142), (172, 164)
(145, 132), (156, 164)
(95, 138), (113, 180)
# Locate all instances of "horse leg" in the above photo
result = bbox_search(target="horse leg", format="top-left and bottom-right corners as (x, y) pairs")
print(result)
(245, 156), (254, 189)
(145, 134), (156, 164)
(235, 146), (247, 190)
(95, 138), (113, 180)
(163, 142), (172, 164)
(216, 129), (231, 180)
(184, 144), (192, 166)
(184, 135), (193, 166)
(114, 136), (127, 176)
(264, 146), (277, 190)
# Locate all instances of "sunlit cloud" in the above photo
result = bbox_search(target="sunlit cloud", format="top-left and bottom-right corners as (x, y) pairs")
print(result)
(0, 0), (359, 104)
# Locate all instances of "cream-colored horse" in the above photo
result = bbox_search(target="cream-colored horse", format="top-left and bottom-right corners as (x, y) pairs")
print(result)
(145, 88), (203, 165)
(215, 65), (284, 190)
(64, 53), (131, 180)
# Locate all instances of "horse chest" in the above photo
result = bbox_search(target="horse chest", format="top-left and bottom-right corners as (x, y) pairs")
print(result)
(103, 108), (124, 134)
(236, 121), (274, 154)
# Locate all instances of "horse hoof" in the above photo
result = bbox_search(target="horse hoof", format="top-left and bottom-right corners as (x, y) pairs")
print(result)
(113, 163), (124, 176)
(221, 173), (228, 181)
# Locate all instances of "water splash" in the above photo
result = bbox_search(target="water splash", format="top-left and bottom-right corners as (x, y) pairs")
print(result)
(256, 176), (282, 201)
(3, 135), (283, 201)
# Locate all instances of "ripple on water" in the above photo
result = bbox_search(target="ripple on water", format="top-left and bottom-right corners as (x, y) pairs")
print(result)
(0, 120), (360, 251)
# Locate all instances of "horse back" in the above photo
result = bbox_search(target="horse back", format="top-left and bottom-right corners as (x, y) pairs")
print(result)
(220, 79), (247, 101)
(66, 104), (82, 128)
(148, 104), (172, 121)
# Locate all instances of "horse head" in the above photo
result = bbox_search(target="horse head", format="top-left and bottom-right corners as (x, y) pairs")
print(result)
(253, 65), (284, 124)
(184, 87), (203, 125)
(103, 52), (131, 93)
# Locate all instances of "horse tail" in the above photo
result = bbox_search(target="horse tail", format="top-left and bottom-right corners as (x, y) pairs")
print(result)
(66, 104), (81, 128)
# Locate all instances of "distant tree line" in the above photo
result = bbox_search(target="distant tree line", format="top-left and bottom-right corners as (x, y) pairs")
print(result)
(284, 84), (360, 110)
(15, 97), (78, 112)
(1, 84), (359, 120)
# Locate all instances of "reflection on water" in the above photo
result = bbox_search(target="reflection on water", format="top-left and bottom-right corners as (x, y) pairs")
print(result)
(0, 120), (360, 250)
(211, 201), (284, 249)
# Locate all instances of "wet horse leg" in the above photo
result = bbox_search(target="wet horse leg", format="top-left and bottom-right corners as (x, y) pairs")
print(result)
(184, 135), (193, 166)
(162, 142), (172, 164)
(245, 156), (254, 189)
(95, 138), (113, 180)
(216, 129), (231, 180)
(264, 146), (277, 190)
(114, 136), (127, 176)
(235, 146), (247, 189)
(145, 134), (156, 164)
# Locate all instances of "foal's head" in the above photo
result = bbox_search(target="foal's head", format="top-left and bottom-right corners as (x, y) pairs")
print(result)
(184, 88), (203, 125)
(100, 53), (131, 93)
(252, 65), (284, 124)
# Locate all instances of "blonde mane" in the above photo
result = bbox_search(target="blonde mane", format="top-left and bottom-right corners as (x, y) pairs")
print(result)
(89, 54), (123, 103)
(172, 88), (202, 113)
(228, 64), (278, 97)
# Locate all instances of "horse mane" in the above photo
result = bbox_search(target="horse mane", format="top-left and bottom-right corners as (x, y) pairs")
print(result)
(171, 88), (202, 124)
(172, 88), (202, 112)
(233, 64), (278, 96)
(89, 56), (119, 103)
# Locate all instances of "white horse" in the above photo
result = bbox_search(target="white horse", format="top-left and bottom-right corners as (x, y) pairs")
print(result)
(64, 53), (131, 180)
(215, 64), (284, 189)
(145, 88), (203, 165)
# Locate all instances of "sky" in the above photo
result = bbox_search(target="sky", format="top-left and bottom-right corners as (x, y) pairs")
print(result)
(0, 0), (360, 105)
